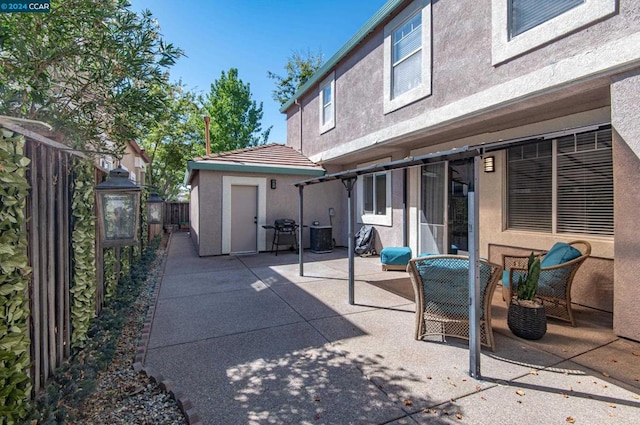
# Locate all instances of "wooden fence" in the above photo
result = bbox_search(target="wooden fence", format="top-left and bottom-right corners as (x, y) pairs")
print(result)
(5, 122), (107, 393)
(164, 202), (189, 227)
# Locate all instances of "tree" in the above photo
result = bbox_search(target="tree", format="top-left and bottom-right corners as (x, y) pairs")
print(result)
(0, 0), (182, 154)
(140, 82), (203, 200)
(267, 49), (324, 106)
(201, 68), (271, 152)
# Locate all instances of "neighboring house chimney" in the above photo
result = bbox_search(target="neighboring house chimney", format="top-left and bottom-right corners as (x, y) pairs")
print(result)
(204, 116), (211, 156)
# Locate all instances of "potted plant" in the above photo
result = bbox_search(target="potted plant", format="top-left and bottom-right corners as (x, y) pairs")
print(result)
(507, 252), (547, 340)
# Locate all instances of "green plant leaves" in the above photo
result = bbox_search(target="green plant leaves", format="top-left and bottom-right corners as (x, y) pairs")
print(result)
(0, 131), (32, 423)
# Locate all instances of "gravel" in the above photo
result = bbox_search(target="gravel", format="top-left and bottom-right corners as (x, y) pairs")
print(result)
(69, 244), (188, 425)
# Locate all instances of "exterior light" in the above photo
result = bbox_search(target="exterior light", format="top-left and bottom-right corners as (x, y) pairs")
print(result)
(147, 191), (164, 224)
(270, 179), (277, 190)
(95, 167), (141, 247)
(483, 156), (495, 173)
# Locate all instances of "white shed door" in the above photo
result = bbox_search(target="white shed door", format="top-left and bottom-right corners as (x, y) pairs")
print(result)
(230, 185), (258, 254)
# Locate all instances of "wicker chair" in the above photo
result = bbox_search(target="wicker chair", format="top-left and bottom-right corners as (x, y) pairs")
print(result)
(502, 240), (591, 326)
(407, 255), (503, 351)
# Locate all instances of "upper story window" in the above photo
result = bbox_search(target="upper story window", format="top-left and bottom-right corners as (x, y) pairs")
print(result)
(507, 126), (613, 236)
(492, 0), (616, 64)
(383, 0), (432, 114)
(318, 72), (335, 134)
(357, 158), (392, 226)
(510, 0), (585, 39)
(392, 12), (422, 98)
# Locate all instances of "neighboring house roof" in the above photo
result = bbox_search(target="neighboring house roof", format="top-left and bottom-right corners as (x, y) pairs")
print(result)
(187, 143), (326, 183)
(280, 0), (404, 113)
(127, 139), (150, 163)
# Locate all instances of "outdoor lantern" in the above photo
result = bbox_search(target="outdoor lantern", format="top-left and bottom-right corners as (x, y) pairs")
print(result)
(270, 179), (277, 189)
(95, 167), (142, 247)
(147, 191), (164, 224)
(483, 156), (495, 173)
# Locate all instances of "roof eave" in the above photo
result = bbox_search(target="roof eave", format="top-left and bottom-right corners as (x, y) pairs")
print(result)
(280, 0), (404, 113)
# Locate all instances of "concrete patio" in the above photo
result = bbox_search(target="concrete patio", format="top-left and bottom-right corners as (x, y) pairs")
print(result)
(144, 232), (640, 424)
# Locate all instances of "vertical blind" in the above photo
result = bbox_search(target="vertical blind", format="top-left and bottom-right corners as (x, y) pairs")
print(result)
(392, 12), (422, 98)
(510, 0), (585, 38)
(507, 126), (613, 236)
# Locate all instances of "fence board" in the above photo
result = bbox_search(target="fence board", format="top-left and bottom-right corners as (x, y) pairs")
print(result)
(28, 142), (41, 393)
(164, 202), (189, 226)
(47, 148), (56, 375)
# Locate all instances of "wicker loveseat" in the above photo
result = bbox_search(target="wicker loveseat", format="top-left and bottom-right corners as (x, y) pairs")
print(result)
(407, 255), (503, 351)
(502, 240), (591, 326)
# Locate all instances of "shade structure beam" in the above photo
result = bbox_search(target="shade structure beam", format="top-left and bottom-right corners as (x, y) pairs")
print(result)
(342, 177), (357, 305)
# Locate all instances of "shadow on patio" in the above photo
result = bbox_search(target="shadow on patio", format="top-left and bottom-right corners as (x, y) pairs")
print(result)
(145, 233), (640, 424)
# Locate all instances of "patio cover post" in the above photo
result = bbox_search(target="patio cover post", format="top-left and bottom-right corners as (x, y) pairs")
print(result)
(343, 177), (356, 305)
(299, 185), (304, 276)
(468, 155), (481, 378)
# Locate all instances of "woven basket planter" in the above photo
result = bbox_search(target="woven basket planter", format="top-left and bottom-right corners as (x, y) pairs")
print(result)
(507, 298), (547, 340)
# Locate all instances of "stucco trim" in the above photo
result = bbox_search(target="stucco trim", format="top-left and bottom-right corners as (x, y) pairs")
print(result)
(383, 0), (432, 114)
(310, 32), (640, 164)
(188, 161), (325, 177)
(221, 176), (267, 254)
(319, 71), (336, 134)
(491, 0), (617, 65)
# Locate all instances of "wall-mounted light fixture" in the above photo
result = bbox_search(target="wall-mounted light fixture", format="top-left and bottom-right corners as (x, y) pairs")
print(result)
(95, 167), (141, 247)
(483, 156), (495, 173)
(147, 191), (164, 224)
(270, 179), (277, 189)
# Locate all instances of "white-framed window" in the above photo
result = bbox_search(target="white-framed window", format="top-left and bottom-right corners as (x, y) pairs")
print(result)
(506, 126), (613, 236)
(383, 0), (432, 114)
(318, 72), (335, 133)
(491, 0), (616, 65)
(357, 158), (392, 226)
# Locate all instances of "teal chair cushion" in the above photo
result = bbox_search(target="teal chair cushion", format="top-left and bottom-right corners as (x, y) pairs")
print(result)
(540, 243), (581, 268)
(380, 247), (412, 266)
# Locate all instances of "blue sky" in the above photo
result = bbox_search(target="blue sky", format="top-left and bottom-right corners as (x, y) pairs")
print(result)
(128, 0), (389, 143)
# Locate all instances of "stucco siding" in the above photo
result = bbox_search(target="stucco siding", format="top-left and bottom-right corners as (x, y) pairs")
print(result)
(611, 69), (640, 341)
(287, 0), (639, 161)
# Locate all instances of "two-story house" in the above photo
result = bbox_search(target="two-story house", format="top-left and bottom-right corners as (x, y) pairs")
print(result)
(282, 0), (640, 341)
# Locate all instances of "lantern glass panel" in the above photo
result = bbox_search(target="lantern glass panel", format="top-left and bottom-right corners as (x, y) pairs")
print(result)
(101, 192), (137, 241)
(148, 202), (163, 224)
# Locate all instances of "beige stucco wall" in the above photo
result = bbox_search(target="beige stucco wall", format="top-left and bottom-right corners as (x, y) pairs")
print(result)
(189, 173), (200, 251)
(191, 170), (344, 256)
(611, 70), (640, 341)
(286, 0), (639, 160)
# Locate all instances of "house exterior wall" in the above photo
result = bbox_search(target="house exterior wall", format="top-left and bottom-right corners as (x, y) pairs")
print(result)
(283, 1), (640, 337)
(189, 172), (200, 251)
(120, 143), (147, 185)
(611, 69), (640, 341)
(286, 0), (638, 162)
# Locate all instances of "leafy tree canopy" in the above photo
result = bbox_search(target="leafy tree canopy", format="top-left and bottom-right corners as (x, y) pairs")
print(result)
(0, 0), (182, 155)
(140, 82), (202, 200)
(267, 49), (324, 106)
(200, 68), (271, 152)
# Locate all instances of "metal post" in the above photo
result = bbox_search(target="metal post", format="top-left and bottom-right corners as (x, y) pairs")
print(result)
(468, 155), (481, 378)
(343, 178), (356, 305)
(299, 185), (304, 276)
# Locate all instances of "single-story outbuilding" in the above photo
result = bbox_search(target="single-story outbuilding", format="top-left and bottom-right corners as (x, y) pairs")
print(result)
(187, 144), (345, 256)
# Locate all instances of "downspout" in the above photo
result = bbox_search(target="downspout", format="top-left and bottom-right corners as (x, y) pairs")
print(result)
(403, 168), (408, 247)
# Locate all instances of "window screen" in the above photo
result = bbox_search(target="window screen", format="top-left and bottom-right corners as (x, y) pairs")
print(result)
(510, 0), (585, 38)
(507, 140), (553, 232)
(392, 12), (422, 98)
